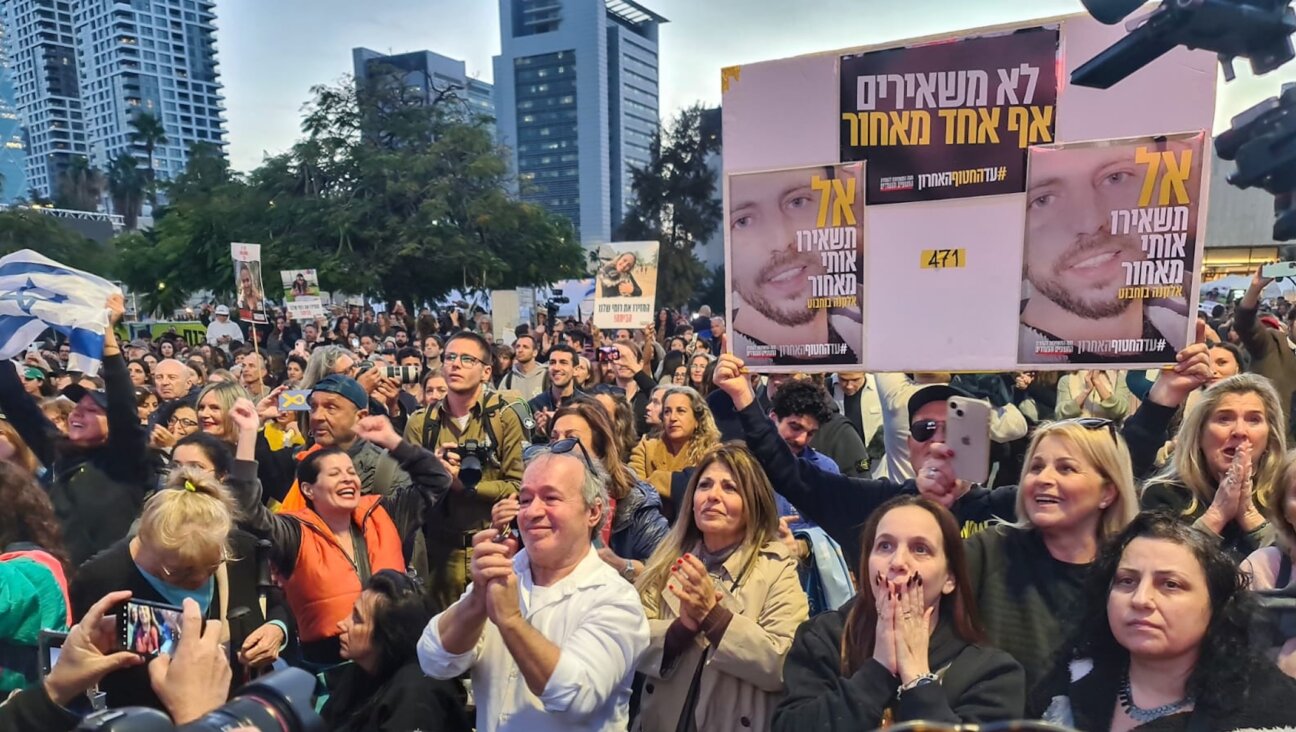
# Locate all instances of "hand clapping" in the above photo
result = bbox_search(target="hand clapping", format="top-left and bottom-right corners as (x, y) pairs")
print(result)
(667, 553), (719, 631)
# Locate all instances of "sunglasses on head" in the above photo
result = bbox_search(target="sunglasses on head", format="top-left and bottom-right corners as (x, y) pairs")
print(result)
(549, 437), (599, 473)
(590, 384), (627, 398)
(1066, 417), (1119, 443)
(910, 419), (943, 443)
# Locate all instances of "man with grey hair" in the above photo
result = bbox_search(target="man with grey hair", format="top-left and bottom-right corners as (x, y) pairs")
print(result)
(153, 359), (195, 403)
(299, 345), (358, 391)
(418, 445), (649, 732)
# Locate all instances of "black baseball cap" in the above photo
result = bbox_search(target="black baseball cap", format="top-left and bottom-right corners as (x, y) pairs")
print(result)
(61, 384), (109, 410)
(907, 384), (971, 421)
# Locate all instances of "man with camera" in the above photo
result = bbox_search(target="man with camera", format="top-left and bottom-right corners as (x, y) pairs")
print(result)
(405, 331), (526, 611)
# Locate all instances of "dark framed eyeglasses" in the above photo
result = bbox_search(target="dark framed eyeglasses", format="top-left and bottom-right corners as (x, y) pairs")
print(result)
(443, 352), (483, 367)
(1066, 417), (1119, 443)
(590, 384), (627, 398)
(910, 419), (944, 443)
(549, 437), (599, 474)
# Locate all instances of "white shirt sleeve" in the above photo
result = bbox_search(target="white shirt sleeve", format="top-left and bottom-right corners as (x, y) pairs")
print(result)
(538, 588), (650, 719)
(417, 598), (480, 680)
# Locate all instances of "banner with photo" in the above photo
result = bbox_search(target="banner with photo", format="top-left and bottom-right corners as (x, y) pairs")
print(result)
(280, 269), (325, 321)
(839, 25), (1059, 205)
(725, 162), (865, 372)
(592, 241), (659, 330)
(1019, 131), (1206, 366)
(230, 243), (267, 325)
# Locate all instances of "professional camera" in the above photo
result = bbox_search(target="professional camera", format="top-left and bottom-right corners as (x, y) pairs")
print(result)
(75, 668), (322, 731)
(357, 361), (421, 384)
(449, 439), (497, 489)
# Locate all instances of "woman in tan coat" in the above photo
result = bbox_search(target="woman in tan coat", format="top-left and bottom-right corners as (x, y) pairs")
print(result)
(633, 443), (809, 732)
(629, 386), (720, 499)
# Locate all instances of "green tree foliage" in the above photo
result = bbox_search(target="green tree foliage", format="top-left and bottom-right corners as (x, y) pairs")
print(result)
(107, 152), (146, 230)
(113, 74), (585, 308)
(129, 112), (168, 208)
(54, 156), (105, 212)
(0, 209), (115, 275)
(617, 105), (723, 309)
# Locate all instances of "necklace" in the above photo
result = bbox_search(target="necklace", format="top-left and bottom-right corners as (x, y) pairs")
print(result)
(1119, 673), (1193, 723)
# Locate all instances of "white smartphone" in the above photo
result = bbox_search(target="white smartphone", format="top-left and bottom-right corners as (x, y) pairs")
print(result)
(946, 396), (991, 485)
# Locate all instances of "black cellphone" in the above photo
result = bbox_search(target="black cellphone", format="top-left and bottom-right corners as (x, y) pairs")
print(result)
(38, 629), (67, 679)
(117, 598), (184, 658)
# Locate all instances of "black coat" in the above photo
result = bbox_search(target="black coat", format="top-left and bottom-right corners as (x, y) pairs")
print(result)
(68, 530), (295, 712)
(319, 661), (472, 732)
(772, 599), (1025, 730)
(0, 684), (79, 732)
(0, 355), (155, 565)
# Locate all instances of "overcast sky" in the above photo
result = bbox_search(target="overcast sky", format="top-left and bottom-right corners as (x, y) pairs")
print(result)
(217, 0), (1295, 172)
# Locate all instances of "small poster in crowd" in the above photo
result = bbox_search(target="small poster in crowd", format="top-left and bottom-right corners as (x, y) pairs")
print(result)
(839, 25), (1060, 205)
(1018, 131), (1205, 365)
(230, 243), (267, 324)
(725, 162), (866, 372)
(280, 269), (326, 321)
(592, 241), (659, 330)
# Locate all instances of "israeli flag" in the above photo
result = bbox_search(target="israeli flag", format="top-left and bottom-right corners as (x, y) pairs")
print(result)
(0, 249), (120, 375)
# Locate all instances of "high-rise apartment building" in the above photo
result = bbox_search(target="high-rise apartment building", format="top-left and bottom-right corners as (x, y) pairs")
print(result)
(493, 0), (665, 244)
(1, 0), (85, 199)
(0, 21), (29, 201)
(73, 0), (225, 186)
(352, 46), (495, 133)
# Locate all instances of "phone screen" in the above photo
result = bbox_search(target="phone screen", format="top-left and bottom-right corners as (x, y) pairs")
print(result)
(119, 600), (184, 657)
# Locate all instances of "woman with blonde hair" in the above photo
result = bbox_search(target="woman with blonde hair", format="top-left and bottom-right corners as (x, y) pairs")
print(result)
(630, 386), (721, 499)
(1143, 373), (1287, 560)
(69, 458), (293, 711)
(963, 418), (1140, 693)
(195, 379), (282, 499)
(633, 443), (808, 732)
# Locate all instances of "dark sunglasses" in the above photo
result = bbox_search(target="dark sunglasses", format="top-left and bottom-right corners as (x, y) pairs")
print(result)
(590, 384), (627, 398)
(549, 437), (599, 474)
(1066, 417), (1119, 443)
(910, 419), (943, 443)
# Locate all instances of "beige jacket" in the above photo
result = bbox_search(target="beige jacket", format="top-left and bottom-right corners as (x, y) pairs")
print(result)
(633, 540), (809, 732)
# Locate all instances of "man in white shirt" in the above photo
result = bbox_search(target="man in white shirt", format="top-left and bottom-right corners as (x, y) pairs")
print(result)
(205, 305), (244, 347)
(418, 445), (649, 732)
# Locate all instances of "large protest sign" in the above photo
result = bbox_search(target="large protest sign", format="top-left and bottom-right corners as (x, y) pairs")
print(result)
(721, 12), (1218, 371)
(592, 241), (659, 330)
(726, 162), (865, 370)
(280, 269), (325, 321)
(840, 25), (1059, 204)
(231, 243), (267, 325)
(1020, 132), (1205, 365)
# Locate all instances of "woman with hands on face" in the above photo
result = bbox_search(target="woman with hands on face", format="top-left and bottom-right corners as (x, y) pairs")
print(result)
(631, 444), (808, 732)
(773, 496), (1023, 731)
(1143, 373), (1287, 561)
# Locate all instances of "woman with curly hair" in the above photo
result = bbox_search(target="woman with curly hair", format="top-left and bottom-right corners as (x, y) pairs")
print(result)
(1035, 512), (1296, 728)
(630, 386), (721, 499)
(0, 462), (71, 692)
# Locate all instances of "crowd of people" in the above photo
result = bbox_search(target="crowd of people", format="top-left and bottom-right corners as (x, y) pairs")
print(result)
(3, 267), (1296, 731)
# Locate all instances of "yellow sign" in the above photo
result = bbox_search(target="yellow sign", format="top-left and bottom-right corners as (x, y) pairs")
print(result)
(920, 249), (966, 269)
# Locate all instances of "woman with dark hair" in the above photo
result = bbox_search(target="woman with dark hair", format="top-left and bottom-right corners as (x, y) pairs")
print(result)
(135, 385), (159, 426)
(1036, 512), (1296, 728)
(127, 358), (152, 388)
(320, 570), (471, 732)
(158, 340), (176, 360)
(0, 419), (43, 477)
(687, 353), (715, 396)
(227, 399), (449, 666)
(657, 349), (687, 387)
(285, 353), (308, 387)
(590, 386), (639, 460)
(773, 496), (1023, 729)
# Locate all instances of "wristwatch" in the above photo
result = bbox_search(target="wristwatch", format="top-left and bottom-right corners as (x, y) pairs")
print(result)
(897, 673), (939, 698)
(621, 560), (637, 581)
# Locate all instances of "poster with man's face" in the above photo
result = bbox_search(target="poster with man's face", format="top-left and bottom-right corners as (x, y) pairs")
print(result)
(1019, 132), (1205, 365)
(230, 242), (267, 325)
(725, 162), (866, 372)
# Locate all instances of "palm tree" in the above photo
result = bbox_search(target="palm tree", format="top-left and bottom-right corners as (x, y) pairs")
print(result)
(54, 156), (105, 212)
(107, 151), (145, 230)
(129, 112), (168, 207)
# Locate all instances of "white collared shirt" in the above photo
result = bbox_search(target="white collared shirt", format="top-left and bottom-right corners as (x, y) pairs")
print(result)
(417, 545), (649, 732)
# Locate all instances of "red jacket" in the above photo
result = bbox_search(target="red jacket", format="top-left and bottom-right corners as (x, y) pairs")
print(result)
(279, 495), (405, 642)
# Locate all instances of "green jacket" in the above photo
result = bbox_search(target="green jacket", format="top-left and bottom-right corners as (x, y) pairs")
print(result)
(0, 552), (69, 693)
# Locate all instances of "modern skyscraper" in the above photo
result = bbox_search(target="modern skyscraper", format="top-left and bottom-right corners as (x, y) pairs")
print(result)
(73, 0), (226, 188)
(1, 0), (86, 199)
(494, 0), (665, 244)
(352, 46), (495, 132)
(0, 21), (30, 202)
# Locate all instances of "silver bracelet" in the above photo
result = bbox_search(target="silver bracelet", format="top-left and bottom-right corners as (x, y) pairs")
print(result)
(897, 673), (939, 698)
